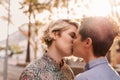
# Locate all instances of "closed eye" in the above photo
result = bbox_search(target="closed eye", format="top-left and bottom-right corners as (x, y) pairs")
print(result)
(69, 32), (76, 39)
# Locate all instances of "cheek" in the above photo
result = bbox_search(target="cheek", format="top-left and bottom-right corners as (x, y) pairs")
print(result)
(62, 35), (73, 46)
(73, 41), (79, 55)
(73, 39), (84, 57)
(63, 38), (73, 55)
(56, 37), (73, 55)
(62, 37), (73, 50)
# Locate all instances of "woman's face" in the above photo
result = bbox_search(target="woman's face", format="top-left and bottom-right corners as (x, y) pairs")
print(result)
(55, 25), (77, 57)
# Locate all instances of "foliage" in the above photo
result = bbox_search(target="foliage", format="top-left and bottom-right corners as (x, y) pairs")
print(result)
(10, 44), (24, 54)
(0, 44), (23, 57)
(109, 0), (120, 26)
(20, 0), (68, 15)
(0, 0), (13, 24)
(0, 46), (5, 51)
(19, 0), (69, 61)
(19, 0), (120, 62)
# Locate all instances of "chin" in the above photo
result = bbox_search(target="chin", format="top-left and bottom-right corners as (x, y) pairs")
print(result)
(73, 52), (78, 57)
(73, 54), (77, 57)
(65, 53), (72, 57)
(72, 51), (76, 56)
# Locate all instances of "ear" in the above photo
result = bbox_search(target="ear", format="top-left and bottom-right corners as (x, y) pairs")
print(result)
(85, 37), (92, 47)
(50, 31), (57, 40)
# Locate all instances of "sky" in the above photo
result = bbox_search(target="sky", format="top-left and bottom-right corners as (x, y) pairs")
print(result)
(0, 0), (27, 41)
(0, 0), (119, 41)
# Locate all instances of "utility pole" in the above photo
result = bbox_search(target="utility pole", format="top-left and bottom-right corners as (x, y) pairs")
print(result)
(3, 0), (10, 80)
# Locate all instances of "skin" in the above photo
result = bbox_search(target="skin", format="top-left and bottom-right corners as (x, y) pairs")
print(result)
(73, 33), (97, 63)
(48, 25), (77, 64)
(73, 17), (118, 63)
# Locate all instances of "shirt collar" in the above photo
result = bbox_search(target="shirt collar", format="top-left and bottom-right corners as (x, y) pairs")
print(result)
(42, 53), (65, 70)
(85, 57), (108, 71)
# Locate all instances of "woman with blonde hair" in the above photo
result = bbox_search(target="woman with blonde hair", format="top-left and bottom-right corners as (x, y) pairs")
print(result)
(19, 19), (78, 80)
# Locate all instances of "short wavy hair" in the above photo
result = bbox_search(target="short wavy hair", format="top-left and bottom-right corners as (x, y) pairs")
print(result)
(41, 19), (78, 48)
(79, 17), (119, 57)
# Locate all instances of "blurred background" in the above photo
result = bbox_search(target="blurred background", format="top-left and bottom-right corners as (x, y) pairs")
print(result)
(0, 0), (120, 80)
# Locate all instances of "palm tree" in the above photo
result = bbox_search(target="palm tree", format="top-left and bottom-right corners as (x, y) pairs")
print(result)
(20, 0), (69, 63)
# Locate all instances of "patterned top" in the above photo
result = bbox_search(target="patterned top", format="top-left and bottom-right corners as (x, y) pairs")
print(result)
(19, 53), (74, 80)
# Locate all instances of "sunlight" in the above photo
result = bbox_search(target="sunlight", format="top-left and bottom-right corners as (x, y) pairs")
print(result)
(0, 0), (119, 42)
(89, 0), (111, 16)
(0, 0), (27, 41)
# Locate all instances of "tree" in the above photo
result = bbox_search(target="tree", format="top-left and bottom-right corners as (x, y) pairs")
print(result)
(0, 0), (12, 23)
(20, 0), (120, 64)
(20, 0), (69, 62)
(108, 0), (120, 67)
(0, 0), (11, 80)
(109, 0), (120, 26)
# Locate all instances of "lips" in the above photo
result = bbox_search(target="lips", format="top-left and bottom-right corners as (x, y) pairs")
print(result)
(71, 45), (74, 54)
(71, 48), (73, 54)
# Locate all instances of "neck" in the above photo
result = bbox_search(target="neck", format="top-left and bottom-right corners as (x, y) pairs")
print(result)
(47, 46), (62, 64)
(85, 55), (105, 63)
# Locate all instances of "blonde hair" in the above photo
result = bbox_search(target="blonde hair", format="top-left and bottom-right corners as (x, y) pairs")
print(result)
(41, 19), (78, 48)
